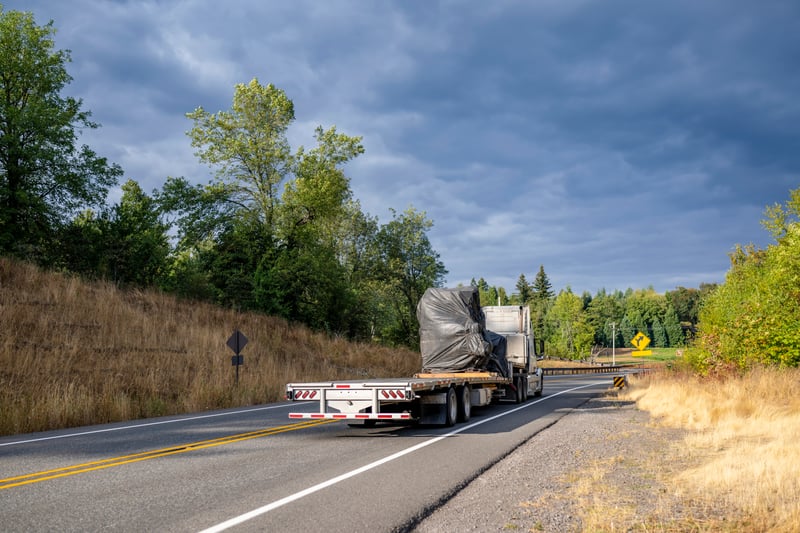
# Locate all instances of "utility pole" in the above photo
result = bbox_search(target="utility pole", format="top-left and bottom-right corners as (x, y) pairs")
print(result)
(611, 322), (616, 366)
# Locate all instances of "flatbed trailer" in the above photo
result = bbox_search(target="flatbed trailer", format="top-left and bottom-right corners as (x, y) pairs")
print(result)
(286, 369), (541, 427)
(286, 372), (505, 426)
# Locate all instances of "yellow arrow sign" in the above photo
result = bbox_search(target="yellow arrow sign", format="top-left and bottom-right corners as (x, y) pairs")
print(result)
(631, 331), (652, 356)
(631, 331), (651, 351)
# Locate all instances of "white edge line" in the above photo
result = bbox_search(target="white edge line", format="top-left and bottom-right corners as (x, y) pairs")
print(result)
(0, 404), (294, 447)
(199, 381), (602, 533)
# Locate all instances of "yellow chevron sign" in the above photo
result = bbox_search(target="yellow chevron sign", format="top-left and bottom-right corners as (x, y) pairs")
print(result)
(631, 331), (652, 356)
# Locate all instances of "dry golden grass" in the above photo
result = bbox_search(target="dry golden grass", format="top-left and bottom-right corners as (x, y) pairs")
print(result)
(0, 258), (420, 436)
(618, 367), (800, 532)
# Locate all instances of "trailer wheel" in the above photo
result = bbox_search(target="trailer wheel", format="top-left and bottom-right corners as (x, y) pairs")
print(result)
(521, 376), (528, 402)
(445, 387), (458, 427)
(457, 384), (471, 422)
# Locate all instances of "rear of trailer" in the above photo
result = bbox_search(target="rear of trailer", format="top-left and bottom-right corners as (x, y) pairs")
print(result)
(286, 372), (510, 426)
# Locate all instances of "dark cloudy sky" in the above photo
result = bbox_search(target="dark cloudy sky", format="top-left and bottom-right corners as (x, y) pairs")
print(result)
(7, 0), (799, 295)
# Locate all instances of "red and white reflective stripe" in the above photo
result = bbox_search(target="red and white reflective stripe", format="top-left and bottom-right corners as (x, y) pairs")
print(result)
(289, 413), (411, 420)
(380, 389), (406, 399)
(293, 390), (318, 400)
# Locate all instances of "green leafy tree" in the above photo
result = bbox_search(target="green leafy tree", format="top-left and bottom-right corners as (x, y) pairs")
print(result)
(281, 125), (363, 241)
(479, 281), (498, 307)
(202, 215), (270, 310)
(52, 208), (105, 277)
(375, 207), (447, 348)
(158, 247), (216, 301)
(186, 78), (294, 229)
(496, 286), (509, 305)
(691, 187), (800, 371)
(666, 287), (702, 324)
(0, 8), (121, 258)
(166, 79), (365, 328)
(318, 200), (382, 340)
(104, 180), (169, 286)
(156, 176), (238, 252)
(53, 180), (168, 287)
(625, 288), (666, 327)
(546, 287), (588, 359)
(586, 289), (624, 346)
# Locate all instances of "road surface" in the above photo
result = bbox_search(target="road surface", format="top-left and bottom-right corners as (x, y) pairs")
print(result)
(1, 375), (611, 532)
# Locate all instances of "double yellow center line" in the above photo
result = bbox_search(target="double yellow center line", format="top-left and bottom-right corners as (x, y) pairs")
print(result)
(1, 419), (334, 490)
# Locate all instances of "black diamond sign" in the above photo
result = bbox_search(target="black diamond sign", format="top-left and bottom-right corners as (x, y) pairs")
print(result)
(226, 330), (248, 355)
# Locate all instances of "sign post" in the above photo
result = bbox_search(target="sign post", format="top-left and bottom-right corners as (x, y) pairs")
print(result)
(226, 330), (248, 385)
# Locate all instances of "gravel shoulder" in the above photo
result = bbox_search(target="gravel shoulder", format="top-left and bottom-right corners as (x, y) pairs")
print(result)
(410, 395), (706, 533)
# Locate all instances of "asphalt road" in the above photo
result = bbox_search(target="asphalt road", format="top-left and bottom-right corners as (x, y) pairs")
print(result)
(0, 375), (612, 532)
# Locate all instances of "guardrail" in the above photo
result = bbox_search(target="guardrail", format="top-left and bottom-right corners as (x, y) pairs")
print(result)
(542, 365), (651, 376)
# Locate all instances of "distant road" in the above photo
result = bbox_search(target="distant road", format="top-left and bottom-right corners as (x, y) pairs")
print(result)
(1, 375), (610, 532)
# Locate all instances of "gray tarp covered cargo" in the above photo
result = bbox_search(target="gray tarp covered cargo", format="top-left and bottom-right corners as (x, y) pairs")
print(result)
(417, 287), (510, 376)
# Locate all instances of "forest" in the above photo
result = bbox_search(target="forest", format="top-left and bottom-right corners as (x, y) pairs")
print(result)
(2, 7), (798, 370)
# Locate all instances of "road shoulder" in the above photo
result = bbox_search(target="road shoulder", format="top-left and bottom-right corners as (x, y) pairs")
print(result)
(412, 396), (705, 532)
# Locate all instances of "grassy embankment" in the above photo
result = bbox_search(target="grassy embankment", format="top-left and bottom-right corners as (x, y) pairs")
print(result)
(575, 367), (800, 531)
(0, 258), (420, 436)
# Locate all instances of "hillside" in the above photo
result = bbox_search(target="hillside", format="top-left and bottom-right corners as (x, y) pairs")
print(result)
(0, 258), (420, 436)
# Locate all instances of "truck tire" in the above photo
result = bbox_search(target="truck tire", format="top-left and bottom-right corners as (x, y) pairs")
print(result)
(457, 384), (471, 422)
(533, 369), (544, 398)
(445, 386), (458, 427)
(533, 374), (543, 397)
(514, 377), (523, 404)
(521, 376), (529, 402)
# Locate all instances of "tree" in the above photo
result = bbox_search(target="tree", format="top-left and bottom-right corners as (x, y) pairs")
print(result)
(625, 288), (666, 327)
(168, 79), (366, 329)
(51, 180), (169, 287)
(531, 265), (554, 302)
(624, 309), (648, 346)
(0, 8), (121, 258)
(586, 290), (624, 346)
(666, 287), (702, 325)
(546, 288), (588, 359)
(317, 200), (382, 340)
(281, 125), (363, 242)
(515, 273), (532, 304)
(51, 208), (106, 277)
(663, 304), (684, 347)
(496, 286), (509, 305)
(375, 207), (447, 348)
(477, 278), (498, 307)
(652, 316), (667, 348)
(691, 187), (800, 371)
(185, 78), (295, 230)
(103, 180), (169, 286)
(619, 315), (635, 349)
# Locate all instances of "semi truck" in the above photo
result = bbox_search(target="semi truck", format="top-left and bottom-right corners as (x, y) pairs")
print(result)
(285, 288), (543, 427)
